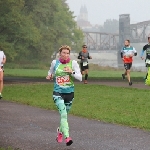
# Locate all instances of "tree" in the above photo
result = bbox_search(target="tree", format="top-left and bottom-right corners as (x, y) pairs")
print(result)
(0, 0), (84, 63)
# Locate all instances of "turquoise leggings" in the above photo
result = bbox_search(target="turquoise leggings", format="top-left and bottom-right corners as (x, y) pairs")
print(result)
(53, 92), (74, 138)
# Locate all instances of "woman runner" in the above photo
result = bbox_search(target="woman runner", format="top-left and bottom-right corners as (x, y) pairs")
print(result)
(46, 45), (82, 146)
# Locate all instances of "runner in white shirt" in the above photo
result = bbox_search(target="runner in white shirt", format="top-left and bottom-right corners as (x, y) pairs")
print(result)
(0, 49), (6, 98)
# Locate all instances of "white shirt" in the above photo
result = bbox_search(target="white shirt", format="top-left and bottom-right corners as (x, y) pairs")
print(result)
(48, 60), (82, 82)
(0, 51), (6, 66)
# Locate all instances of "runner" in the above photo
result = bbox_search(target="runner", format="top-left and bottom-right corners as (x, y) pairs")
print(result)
(78, 44), (92, 84)
(140, 37), (150, 85)
(121, 40), (137, 86)
(46, 45), (82, 146)
(0, 47), (6, 98)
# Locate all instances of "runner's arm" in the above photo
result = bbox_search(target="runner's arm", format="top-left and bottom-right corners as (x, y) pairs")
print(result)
(133, 47), (137, 56)
(88, 53), (92, 59)
(48, 60), (56, 76)
(2, 53), (6, 64)
(78, 52), (82, 59)
(140, 50), (144, 58)
(121, 48), (124, 58)
(71, 60), (82, 81)
(140, 45), (146, 58)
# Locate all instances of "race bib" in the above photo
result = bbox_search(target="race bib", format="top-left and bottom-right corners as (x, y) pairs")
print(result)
(56, 75), (71, 86)
(83, 62), (88, 66)
(146, 59), (150, 64)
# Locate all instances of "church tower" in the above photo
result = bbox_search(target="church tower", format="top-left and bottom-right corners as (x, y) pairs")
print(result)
(77, 5), (92, 29)
(77, 5), (88, 21)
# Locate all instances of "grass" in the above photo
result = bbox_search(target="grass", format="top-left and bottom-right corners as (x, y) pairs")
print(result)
(4, 68), (146, 80)
(0, 147), (14, 150)
(3, 83), (150, 130)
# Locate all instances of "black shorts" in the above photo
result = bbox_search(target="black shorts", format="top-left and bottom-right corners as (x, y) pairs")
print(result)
(124, 63), (132, 70)
(80, 62), (89, 71)
(53, 91), (74, 104)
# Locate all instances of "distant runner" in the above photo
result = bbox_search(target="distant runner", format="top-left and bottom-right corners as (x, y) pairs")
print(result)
(121, 40), (137, 86)
(78, 45), (92, 84)
(140, 37), (150, 85)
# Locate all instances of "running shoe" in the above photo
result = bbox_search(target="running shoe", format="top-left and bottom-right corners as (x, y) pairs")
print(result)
(56, 127), (63, 143)
(65, 137), (73, 146)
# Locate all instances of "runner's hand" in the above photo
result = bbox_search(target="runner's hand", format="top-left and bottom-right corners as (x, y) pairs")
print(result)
(90, 56), (92, 59)
(63, 66), (72, 74)
(141, 57), (144, 60)
(82, 56), (84, 59)
(46, 75), (53, 80)
(129, 54), (134, 57)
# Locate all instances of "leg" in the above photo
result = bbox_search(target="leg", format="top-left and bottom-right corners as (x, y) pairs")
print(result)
(84, 69), (88, 84)
(53, 93), (69, 138)
(122, 64), (127, 80)
(126, 63), (132, 85)
(64, 93), (74, 114)
(80, 63), (86, 82)
(126, 69), (131, 82)
(84, 64), (89, 84)
(145, 64), (149, 80)
(0, 68), (4, 98)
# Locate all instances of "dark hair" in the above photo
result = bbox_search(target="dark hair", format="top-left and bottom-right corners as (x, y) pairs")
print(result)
(59, 45), (71, 53)
(82, 44), (87, 48)
(148, 37), (150, 40)
(125, 39), (130, 43)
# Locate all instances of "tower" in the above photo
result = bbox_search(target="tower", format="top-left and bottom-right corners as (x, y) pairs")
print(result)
(118, 14), (131, 67)
(77, 5), (88, 21)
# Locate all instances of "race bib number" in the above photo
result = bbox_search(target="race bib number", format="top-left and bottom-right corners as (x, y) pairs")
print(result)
(83, 62), (88, 66)
(56, 75), (71, 86)
(146, 59), (150, 64)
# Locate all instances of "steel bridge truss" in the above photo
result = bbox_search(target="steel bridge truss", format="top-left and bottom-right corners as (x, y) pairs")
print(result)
(83, 31), (119, 50)
(83, 20), (150, 50)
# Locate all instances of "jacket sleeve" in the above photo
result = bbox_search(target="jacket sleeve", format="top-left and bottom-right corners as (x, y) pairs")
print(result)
(78, 52), (82, 59)
(133, 47), (137, 56)
(71, 60), (82, 81)
(48, 60), (56, 76)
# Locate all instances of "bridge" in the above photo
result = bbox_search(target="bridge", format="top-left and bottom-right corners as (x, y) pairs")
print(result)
(83, 17), (150, 50)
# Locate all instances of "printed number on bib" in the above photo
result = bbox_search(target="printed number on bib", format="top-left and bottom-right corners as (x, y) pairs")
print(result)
(146, 59), (150, 64)
(56, 75), (70, 85)
(83, 62), (88, 66)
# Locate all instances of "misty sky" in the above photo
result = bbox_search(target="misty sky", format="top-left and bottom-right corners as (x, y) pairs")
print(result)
(66, 0), (150, 25)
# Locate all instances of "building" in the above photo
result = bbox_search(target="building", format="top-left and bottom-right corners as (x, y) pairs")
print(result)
(77, 5), (92, 29)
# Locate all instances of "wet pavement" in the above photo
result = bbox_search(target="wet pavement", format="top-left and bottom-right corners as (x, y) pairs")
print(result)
(0, 100), (150, 150)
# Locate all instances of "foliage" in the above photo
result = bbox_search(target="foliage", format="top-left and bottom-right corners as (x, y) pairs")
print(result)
(0, 0), (83, 63)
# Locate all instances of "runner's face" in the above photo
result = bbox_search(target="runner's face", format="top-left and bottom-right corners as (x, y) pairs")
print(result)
(148, 38), (150, 43)
(124, 41), (130, 47)
(83, 46), (87, 49)
(60, 49), (70, 60)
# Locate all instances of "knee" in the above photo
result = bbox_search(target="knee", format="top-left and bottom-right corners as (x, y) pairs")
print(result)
(58, 103), (67, 113)
(0, 78), (3, 82)
(61, 112), (67, 119)
(127, 70), (130, 74)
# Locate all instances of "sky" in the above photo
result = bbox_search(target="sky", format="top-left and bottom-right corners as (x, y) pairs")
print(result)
(66, 0), (150, 25)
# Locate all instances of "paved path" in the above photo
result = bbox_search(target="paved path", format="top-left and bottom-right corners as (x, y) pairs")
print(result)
(0, 100), (150, 150)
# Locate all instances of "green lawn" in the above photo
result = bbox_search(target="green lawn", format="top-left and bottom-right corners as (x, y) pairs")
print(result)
(4, 68), (146, 79)
(0, 148), (13, 150)
(3, 83), (150, 130)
